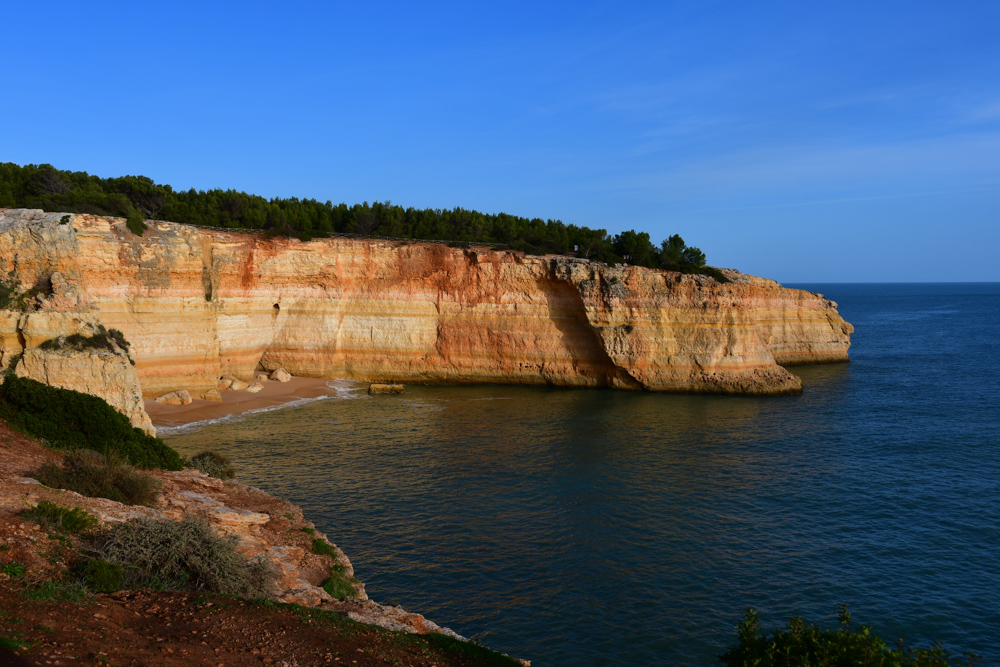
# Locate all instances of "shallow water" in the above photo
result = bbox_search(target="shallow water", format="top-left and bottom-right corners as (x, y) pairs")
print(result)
(165, 283), (1000, 665)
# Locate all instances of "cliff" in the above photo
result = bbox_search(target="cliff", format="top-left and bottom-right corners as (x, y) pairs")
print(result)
(0, 208), (852, 426)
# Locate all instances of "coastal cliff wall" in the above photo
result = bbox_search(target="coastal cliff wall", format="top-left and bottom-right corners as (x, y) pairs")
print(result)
(0, 209), (852, 417)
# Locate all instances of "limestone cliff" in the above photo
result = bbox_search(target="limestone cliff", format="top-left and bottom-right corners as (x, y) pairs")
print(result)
(0, 208), (852, 416)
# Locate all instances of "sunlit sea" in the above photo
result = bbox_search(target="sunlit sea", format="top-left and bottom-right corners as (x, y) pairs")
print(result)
(163, 283), (1000, 665)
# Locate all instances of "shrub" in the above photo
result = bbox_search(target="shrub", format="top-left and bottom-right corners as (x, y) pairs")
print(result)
(90, 518), (276, 599)
(321, 563), (358, 600)
(311, 539), (359, 600)
(311, 538), (336, 559)
(21, 500), (97, 533)
(82, 558), (123, 593)
(125, 211), (147, 236)
(21, 579), (87, 602)
(720, 607), (981, 667)
(33, 450), (162, 506)
(37, 325), (131, 354)
(1, 562), (25, 579)
(0, 375), (183, 470)
(189, 451), (236, 480)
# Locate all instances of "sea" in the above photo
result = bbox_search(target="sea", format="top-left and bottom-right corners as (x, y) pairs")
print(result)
(162, 283), (1000, 666)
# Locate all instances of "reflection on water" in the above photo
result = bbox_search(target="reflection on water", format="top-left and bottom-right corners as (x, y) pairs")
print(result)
(166, 284), (1000, 666)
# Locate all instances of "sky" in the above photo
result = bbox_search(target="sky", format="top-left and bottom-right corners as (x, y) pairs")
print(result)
(2, 1), (998, 282)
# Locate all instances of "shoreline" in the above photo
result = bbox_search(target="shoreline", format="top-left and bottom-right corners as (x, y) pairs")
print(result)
(145, 376), (352, 431)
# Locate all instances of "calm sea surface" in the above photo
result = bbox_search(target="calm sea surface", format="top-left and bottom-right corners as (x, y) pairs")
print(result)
(164, 283), (1000, 665)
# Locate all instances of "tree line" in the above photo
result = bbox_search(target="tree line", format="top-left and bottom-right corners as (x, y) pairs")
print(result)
(0, 163), (727, 281)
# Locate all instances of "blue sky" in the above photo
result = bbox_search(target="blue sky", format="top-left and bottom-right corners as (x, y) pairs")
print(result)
(3, 1), (998, 281)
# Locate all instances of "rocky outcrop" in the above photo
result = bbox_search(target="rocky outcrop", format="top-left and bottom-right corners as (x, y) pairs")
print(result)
(0, 208), (852, 410)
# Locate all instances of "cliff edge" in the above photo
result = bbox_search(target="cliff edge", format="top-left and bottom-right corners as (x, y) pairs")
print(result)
(0, 208), (852, 429)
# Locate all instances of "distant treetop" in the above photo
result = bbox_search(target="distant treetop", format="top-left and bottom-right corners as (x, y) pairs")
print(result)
(0, 162), (727, 281)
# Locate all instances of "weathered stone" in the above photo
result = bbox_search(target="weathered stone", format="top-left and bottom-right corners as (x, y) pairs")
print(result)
(217, 377), (233, 390)
(229, 379), (249, 391)
(155, 390), (192, 406)
(0, 209), (852, 404)
(245, 382), (264, 393)
(269, 368), (292, 382)
(201, 388), (223, 401)
(368, 383), (404, 395)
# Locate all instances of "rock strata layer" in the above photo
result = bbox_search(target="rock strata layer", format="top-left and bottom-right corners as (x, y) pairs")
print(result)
(0, 208), (852, 426)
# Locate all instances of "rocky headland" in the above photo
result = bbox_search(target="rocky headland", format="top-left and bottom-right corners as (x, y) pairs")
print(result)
(0, 208), (852, 435)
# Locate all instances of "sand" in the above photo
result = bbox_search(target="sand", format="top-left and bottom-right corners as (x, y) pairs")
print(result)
(145, 376), (342, 430)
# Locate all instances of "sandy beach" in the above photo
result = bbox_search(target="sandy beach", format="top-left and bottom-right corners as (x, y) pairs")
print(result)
(145, 377), (345, 430)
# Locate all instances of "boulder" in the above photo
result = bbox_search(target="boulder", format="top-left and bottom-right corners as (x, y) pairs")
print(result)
(217, 377), (233, 391)
(368, 383), (404, 395)
(201, 389), (223, 402)
(255, 372), (270, 382)
(155, 390), (192, 405)
(245, 382), (265, 394)
(230, 379), (249, 391)
(270, 368), (292, 382)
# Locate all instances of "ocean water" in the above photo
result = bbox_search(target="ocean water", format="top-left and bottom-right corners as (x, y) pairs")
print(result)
(164, 283), (1000, 665)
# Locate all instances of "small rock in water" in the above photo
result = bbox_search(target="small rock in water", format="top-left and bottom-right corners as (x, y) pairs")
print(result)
(368, 383), (404, 395)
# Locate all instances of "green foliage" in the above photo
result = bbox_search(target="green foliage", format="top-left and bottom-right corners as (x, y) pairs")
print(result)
(21, 500), (97, 533)
(21, 579), (88, 602)
(37, 325), (130, 354)
(89, 518), (276, 599)
(33, 450), (162, 506)
(0, 635), (29, 651)
(312, 538), (337, 558)
(720, 607), (981, 667)
(82, 558), (123, 593)
(1, 562), (25, 579)
(0, 277), (17, 310)
(0, 162), (727, 280)
(189, 450), (236, 480)
(0, 375), (182, 470)
(125, 210), (147, 236)
(321, 563), (358, 601)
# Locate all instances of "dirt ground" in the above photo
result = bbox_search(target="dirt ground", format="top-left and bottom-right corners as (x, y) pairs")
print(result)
(0, 584), (516, 666)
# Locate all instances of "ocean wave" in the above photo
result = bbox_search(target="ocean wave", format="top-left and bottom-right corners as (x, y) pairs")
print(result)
(156, 379), (368, 435)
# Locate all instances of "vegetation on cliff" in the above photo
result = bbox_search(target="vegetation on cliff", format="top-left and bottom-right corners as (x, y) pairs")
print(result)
(0, 375), (182, 470)
(721, 607), (981, 666)
(0, 162), (726, 280)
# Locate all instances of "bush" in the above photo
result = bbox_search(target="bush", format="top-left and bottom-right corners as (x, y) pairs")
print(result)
(720, 607), (981, 667)
(37, 326), (131, 354)
(21, 500), (97, 533)
(311, 538), (359, 600)
(90, 518), (276, 599)
(0, 375), (183, 470)
(311, 538), (337, 559)
(125, 211), (147, 236)
(33, 450), (162, 506)
(82, 558), (123, 593)
(321, 563), (358, 600)
(189, 451), (236, 480)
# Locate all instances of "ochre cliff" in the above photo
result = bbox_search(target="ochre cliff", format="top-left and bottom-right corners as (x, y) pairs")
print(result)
(0, 208), (852, 422)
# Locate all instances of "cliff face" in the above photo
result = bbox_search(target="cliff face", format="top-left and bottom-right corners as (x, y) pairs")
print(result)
(0, 209), (852, 416)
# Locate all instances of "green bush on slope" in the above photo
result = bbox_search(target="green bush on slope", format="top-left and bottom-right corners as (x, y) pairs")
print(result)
(33, 450), (162, 506)
(89, 518), (276, 598)
(0, 374), (182, 470)
(720, 607), (981, 667)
